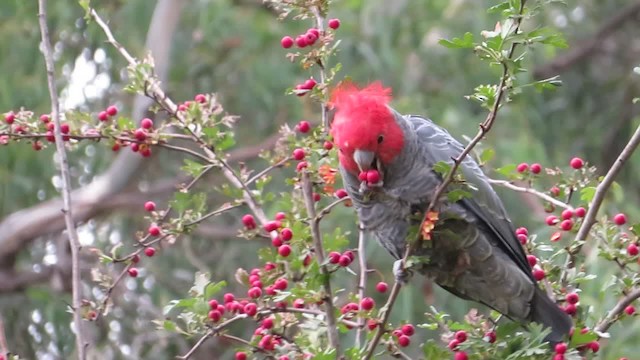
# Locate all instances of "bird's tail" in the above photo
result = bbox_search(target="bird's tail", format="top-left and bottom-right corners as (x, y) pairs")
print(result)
(530, 288), (573, 345)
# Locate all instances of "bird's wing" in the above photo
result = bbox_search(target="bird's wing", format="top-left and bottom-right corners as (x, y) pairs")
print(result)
(407, 115), (534, 280)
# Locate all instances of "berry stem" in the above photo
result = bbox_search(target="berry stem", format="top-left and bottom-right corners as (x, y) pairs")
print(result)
(38, 1), (87, 358)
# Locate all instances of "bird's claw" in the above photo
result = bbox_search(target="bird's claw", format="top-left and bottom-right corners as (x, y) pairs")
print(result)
(393, 259), (413, 285)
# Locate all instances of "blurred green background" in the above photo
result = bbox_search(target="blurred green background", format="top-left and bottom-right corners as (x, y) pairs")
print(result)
(0, 0), (639, 359)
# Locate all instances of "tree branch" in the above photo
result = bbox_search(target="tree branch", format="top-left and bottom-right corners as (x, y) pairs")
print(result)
(488, 178), (574, 210)
(301, 173), (341, 356)
(534, 1), (640, 79)
(355, 224), (367, 348)
(595, 287), (640, 334)
(38, 1), (87, 357)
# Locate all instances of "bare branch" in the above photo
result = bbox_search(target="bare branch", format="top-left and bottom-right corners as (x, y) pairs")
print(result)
(301, 172), (341, 356)
(38, 1), (87, 357)
(488, 179), (574, 210)
(0, 314), (9, 358)
(355, 224), (367, 348)
(595, 287), (640, 334)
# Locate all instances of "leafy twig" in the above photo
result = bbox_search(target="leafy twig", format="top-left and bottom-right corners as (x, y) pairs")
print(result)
(363, 2), (527, 357)
(488, 179), (574, 210)
(246, 156), (292, 186)
(301, 172), (341, 356)
(38, 1), (87, 358)
(594, 287), (640, 334)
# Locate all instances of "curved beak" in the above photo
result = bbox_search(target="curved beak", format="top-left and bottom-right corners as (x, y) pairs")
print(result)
(353, 149), (375, 172)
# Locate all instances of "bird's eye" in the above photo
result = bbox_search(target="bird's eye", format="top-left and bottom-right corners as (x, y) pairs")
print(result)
(377, 135), (384, 144)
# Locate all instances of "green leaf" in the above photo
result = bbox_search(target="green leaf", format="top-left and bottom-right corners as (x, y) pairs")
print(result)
(487, 1), (510, 14)
(218, 132), (236, 151)
(479, 148), (495, 164)
(182, 159), (206, 177)
(433, 161), (452, 176)
(438, 32), (474, 49)
(422, 339), (451, 358)
(528, 27), (568, 48)
(569, 329), (598, 347)
(580, 187), (596, 203)
(447, 188), (472, 203)
(163, 298), (197, 315)
(494, 164), (517, 177)
(204, 280), (227, 300)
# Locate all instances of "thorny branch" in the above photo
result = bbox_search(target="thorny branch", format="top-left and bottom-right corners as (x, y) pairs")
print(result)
(363, 1), (527, 357)
(38, 1), (87, 358)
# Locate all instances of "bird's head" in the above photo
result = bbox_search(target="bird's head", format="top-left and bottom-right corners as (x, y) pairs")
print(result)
(329, 81), (405, 177)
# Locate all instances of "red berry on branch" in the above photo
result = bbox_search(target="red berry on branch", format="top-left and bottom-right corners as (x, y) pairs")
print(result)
(566, 292), (579, 304)
(517, 233), (528, 244)
(366, 169), (380, 184)
(546, 215), (559, 226)
(555, 342), (567, 354)
(274, 278), (288, 290)
(144, 247), (156, 257)
(624, 305), (635, 315)
(208, 299), (219, 309)
(516, 163), (529, 173)
(32, 142), (42, 151)
(106, 105), (118, 116)
(248, 286), (262, 299)
(144, 201), (156, 212)
(515, 227), (528, 236)
(550, 186), (560, 197)
(98, 111), (109, 121)
(338, 255), (351, 267)
(343, 250), (355, 261)
(60, 123), (70, 134)
(358, 171), (367, 181)
(262, 317), (274, 329)
(4, 112), (15, 124)
(564, 303), (577, 316)
(454, 330), (467, 343)
(208, 310), (221, 322)
(295, 35), (307, 48)
(280, 36), (294, 49)
(235, 352), (247, 360)
(613, 213), (627, 225)
(242, 214), (256, 229)
(553, 355), (564, 360)
(533, 268), (545, 281)
(401, 324), (415, 336)
(293, 298), (305, 308)
(367, 319), (378, 330)
(360, 297), (375, 311)
(293, 148), (305, 160)
(376, 282), (388, 293)
(527, 255), (537, 267)
(313, 193), (321, 202)
(397, 335), (410, 347)
(530, 163), (542, 174)
(454, 351), (468, 360)
(131, 254), (140, 263)
(264, 262), (276, 271)
(328, 18), (341, 29)
(570, 157), (584, 169)
(296, 161), (308, 172)
(302, 78), (317, 90)
(448, 339), (459, 350)
(561, 209), (574, 220)
(278, 244), (291, 257)
(128, 268), (138, 278)
(575, 207), (586, 217)
(46, 122), (54, 131)
(264, 220), (281, 232)
(223, 293), (235, 303)
(134, 128), (146, 141)
(484, 331), (496, 343)
(588, 341), (600, 353)
(140, 147), (152, 157)
(335, 189), (348, 198)
(308, 28), (320, 37)
(194, 94), (206, 103)
(323, 141), (333, 150)
(297, 121), (311, 133)
(328, 251), (341, 264)
(148, 225), (161, 236)
(627, 243), (639, 256)
(244, 303), (257, 316)
(280, 228), (293, 241)
(141, 118), (153, 129)
(560, 219), (573, 231)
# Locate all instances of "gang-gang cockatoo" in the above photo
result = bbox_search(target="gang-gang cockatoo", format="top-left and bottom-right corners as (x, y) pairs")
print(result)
(329, 82), (572, 343)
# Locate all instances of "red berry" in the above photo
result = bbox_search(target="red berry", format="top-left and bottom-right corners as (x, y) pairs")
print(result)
(335, 189), (348, 198)
(295, 35), (307, 48)
(448, 339), (459, 350)
(530, 163), (542, 174)
(296, 161), (308, 172)
(624, 305), (635, 315)
(148, 225), (161, 236)
(140, 147), (152, 157)
(128, 268), (138, 277)
(278, 244), (291, 257)
(40, 114), (51, 123)
(566, 292), (579, 304)
(367, 319), (378, 330)
(60, 123), (70, 134)
(454, 351), (468, 360)
(131, 254), (140, 263)
(484, 331), (496, 343)
(106, 105), (118, 116)
(560, 219), (574, 231)
(281, 36), (294, 49)
(264, 262), (276, 271)
(274, 212), (286, 221)
(274, 278), (288, 290)
(553, 355), (564, 360)
(550, 186), (561, 196)
(376, 282), (388, 293)
(194, 94), (206, 103)
(32, 142), (42, 151)
(517, 233), (528, 244)
(248, 287), (262, 298)
(208, 299), (219, 309)
(358, 171), (367, 181)
(303, 254), (312, 266)
(293, 148), (305, 160)
(344, 251), (355, 261)
(550, 231), (562, 242)
(527, 255), (537, 267)
(244, 302), (257, 316)
(588, 341), (600, 353)
(141, 118), (153, 129)
(272, 236), (283, 247)
(454, 330), (467, 343)
(223, 293), (235, 303)
(134, 128), (146, 141)
(264, 220), (281, 232)
(366, 169), (380, 184)
(297, 121), (311, 133)
(98, 111), (109, 121)
(360, 297), (375, 311)
(328, 18), (341, 29)
(323, 141), (333, 150)
(262, 317), (274, 329)
(533, 268), (545, 281)
(4, 112), (15, 124)
(397, 335), (410, 347)
(305, 32), (317, 45)
(242, 214), (257, 229)
(302, 78), (317, 90)
(313, 193), (321, 202)
(130, 143), (139, 152)
(144, 201), (156, 212)
(328, 251), (341, 264)
(280, 228), (293, 241)
(293, 298), (305, 308)
(628, 243), (639, 256)
(401, 324), (415, 336)
(144, 247), (156, 257)
(515, 227), (528, 236)
(235, 352), (247, 360)
(561, 209), (574, 220)
(308, 28), (320, 37)
(570, 157), (584, 169)
(392, 329), (403, 338)
(208, 310), (222, 322)
(546, 215), (559, 226)
(575, 207), (586, 217)
(614, 213), (627, 225)
(555, 342), (567, 354)
(338, 255), (351, 267)
(564, 303), (577, 316)
(516, 163), (529, 173)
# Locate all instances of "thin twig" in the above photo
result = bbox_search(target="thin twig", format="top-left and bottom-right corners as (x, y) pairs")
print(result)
(561, 124), (640, 284)
(0, 315), (8, 358)
(310, 5), (329, 131)
(594, 287), (640, 334)
(488, 179), (574, 210)
(185, 203), (243, 226)
(177, 330), (213, 359)
(246, 156), (291, 186)
(38, 1), (87, 358)
(316, 196), (349, 219)
(302, 172), (341, 357)
(156, 143), (213, 163)
(355, 224), (367, 348)
(363, 2), (527, 357)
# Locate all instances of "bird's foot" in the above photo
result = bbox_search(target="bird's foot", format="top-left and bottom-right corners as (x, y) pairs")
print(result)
(393, 259), (413, 285)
